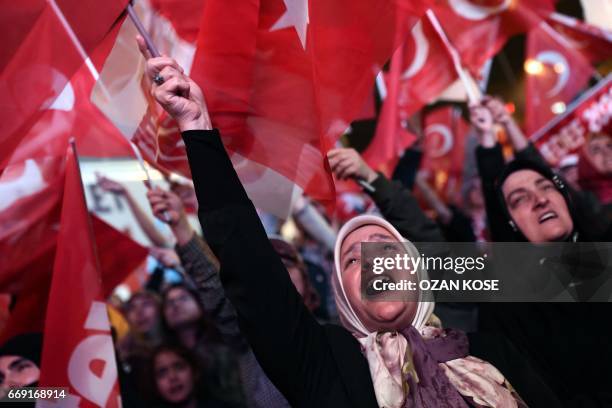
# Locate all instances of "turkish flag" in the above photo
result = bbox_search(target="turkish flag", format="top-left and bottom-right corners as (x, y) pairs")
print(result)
(396, 17), (458, 117)
(0, 0), (128, 173)
(37, 145), (122, 408)
(525, 22), (594, 135)
(0, 213), (147, 345)
(420, 106), (470, 203)
(192, 0), (431, 208)
(432, 0), (553, 74)
(363, 45), (417, 177)
(543, 12), (612, 64)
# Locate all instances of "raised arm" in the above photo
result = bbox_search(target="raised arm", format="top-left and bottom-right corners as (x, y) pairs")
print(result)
(469, 101), (518, 241)
(97, 175), (169, 247)
(137, 37), (334, 406)
(327, 147), (445, 242)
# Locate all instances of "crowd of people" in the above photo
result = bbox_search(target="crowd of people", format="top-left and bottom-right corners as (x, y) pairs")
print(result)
(1, 38), (611, 407)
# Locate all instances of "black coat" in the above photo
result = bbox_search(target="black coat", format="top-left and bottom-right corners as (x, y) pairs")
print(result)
(476, 143), (612, 406)
(183, 129), (561, 407)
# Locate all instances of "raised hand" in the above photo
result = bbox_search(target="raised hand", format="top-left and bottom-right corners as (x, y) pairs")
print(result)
(327, 148), (378, 183)
(136, 36), (211, 132)
(146, 187), (194, 245)
(468, 102), (497, 148)
(483, 96), (511, 125)
(96, 173), (127, 195)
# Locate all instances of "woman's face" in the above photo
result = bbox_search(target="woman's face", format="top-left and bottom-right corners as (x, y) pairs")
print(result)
(163, 288), (202, 329)
(154, 351), (194, 404)
(585, 136), (612, 175)
(339, 225), (417, 332)
(502, 169), (573, 242)
(0, 355), (40, 398)
(126, 295), (159, 334)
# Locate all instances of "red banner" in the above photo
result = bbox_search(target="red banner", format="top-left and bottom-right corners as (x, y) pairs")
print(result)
(531, 74), (612, 166)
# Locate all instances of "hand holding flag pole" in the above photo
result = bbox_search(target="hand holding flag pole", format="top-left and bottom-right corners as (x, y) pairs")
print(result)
(126, 2), (173, 223)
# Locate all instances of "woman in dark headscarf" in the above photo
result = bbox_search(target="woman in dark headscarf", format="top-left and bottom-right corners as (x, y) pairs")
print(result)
(478, 158), (612, 405)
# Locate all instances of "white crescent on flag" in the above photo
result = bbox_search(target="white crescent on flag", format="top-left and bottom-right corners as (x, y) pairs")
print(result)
(402, 21), (430, 79)
(425, 124), (453, 158)
(0, 160), (47, 212)
(448, 0), (511, 20)
(535, 50), (570, 97)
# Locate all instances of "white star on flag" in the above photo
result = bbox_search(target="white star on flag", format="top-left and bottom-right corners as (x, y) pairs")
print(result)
(270, 0), (309, 50)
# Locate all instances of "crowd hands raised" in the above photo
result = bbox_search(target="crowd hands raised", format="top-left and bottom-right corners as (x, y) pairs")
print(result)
(3, 39), (612, 407)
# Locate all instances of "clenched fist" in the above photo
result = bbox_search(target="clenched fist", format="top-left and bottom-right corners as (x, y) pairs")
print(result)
(137, 36), (211, 132)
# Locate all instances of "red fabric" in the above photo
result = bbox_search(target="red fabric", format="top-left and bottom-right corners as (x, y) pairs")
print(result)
(363, 45), (417, 177)
(0, 0), (128, 172)
(543, 12), (612, 64)
(578, 147), (612, 205)
(532, 76), (612, 166)
(433, 0), (552, 74)
(525, 22), (594, 135)
(396, 18), (458, 117)
(191, 0), (431, 204)
(37, 146), (122, 407)
(420, 106), (470, 203)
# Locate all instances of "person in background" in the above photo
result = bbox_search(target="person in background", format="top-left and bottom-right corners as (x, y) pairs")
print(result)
(147, 187), (292, 407)
(146, 343), (230, 408)
(478, 96), (609, 240)
(269, 237), (320, 313)
(0, 333), (41, 401)
(118, 291), (165, 361)
(579, 132), (612, 221)
(97, 174), (170, 247)
(470, 97), (612, 405)
(161, 283), (245, 406)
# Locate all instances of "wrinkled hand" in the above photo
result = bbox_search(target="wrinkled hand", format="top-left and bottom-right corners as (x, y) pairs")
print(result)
(150, 247), (181, 268)
(137, 36), (211, 132)
(327, 148), (378, 183)
(96, 173), (126, 195)
(483, 96), (511, 125)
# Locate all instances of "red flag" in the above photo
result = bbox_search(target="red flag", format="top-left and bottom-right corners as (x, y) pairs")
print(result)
(396, 18), (459, 116)
(531, 74), (612, 166)
(0, 0), (128, 172)
(192, 0), (431, 208)
(0, 214), (148, 345)
(420, 106), (470, 202)
(525, 22), (595, 135)
(543, 12), (612, 64)
(363, 45), (417, 177)
(37, 145), (122, 407)
(432, 0), (553, 74)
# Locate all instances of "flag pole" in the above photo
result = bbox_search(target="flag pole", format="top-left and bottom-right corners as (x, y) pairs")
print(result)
(127, 3), (161, 57)
(125, 2), (173, 222)
(426, 10), (480, 104)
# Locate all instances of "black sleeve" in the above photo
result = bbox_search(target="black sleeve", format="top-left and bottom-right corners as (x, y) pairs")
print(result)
(181, 129), (335, 406)
(439, 207), (476, 243)
(475, 144), (516, 242)
(391, 148), (423, 190)
(514, 143), (548, 167)
(367, 174), (445, 243)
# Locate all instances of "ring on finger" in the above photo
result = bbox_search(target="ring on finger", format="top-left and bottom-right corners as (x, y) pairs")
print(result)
(153, 74), (165, 85)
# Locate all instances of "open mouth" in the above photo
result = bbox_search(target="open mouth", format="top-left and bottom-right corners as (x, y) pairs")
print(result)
(365, 274), (395, 297)
(538, 211), (558, 224)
